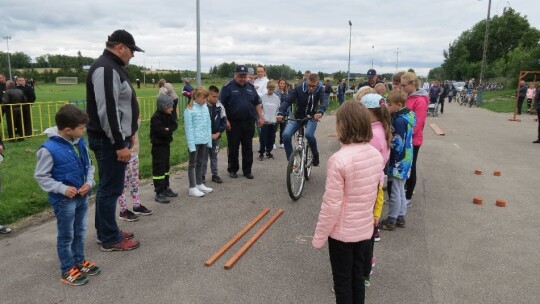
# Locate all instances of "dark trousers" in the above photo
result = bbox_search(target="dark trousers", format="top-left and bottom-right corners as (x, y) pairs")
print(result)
(517, 96), (526, 115)
(362, 226), (377, 280)
(172, 98), (179, 120)
(5, 108), (23, 138)
(258, 123), (277, 154)
(152, 144), (171, 193)
(329, 237), (369, 304)
(278, 121), (287, 145)
(22, 104), (33, 136)
(226, 119), (255, 175)
(439, 96), (446, 113)
(537, 111), (540, 140)
(88, 137), (129, 245)
(405, 146), (420, 200)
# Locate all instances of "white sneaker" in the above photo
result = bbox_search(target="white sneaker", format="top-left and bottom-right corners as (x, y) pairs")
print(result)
(197, 184), (213, 193)
(273, 144), (277, 150)
(189, 187), (205, 197)
(280, 143), (284, 148)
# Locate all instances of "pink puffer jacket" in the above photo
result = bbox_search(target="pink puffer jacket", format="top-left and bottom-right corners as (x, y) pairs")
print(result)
(312, 143), (384, 248)
(406, 90), (429, 147)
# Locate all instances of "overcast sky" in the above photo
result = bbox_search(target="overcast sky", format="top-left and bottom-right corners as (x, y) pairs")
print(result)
(1, 0), (539, 76)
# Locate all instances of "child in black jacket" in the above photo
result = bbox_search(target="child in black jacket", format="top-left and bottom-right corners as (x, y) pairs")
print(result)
(151, 95), (179, 203)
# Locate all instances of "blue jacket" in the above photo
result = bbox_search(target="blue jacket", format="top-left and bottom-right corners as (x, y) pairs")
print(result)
(184, 102), (212, 152)
(388, 107), (416, 179)
(278, 81), (328, 119)
(41, 135), (92, 205)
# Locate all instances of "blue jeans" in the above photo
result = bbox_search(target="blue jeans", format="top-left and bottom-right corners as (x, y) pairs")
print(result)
(282, 119), (319, 160)
(387, 177), (407, 223)
(338, 94), (345, 105)
(52, 197), (88, 274)
(89, 137), (129, 245)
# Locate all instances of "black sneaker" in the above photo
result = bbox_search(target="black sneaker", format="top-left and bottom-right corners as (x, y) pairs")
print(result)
(164, 188), (178, 197)
(379, 220), (396, 231)
(533, 140), (540, 143)
(133, 205), (153, 215)
(0, 226), (12, 234)
(229, 172), (238, 178)
(266, 152), (274, 159)
(396, 218), (406, 228)
(212, 175), (223, 183)
(244, 173), (254, 179)
(313, 153), (320, 166)
(154, 193), (170, 204)
(258, 153), (264, 161)
(119, 209), (139, 222)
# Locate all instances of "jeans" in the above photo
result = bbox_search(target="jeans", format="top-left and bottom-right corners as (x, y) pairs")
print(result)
(258, 124), (277, 154)
(188, 144), (207, 187)
(88, 137), (128, 246)
(282, 119), (318, 160)
(52, 197), (88, 274)
(328, 237), (369, 304)
(387, 177), (407, 222)
(202, 138), (220, 177)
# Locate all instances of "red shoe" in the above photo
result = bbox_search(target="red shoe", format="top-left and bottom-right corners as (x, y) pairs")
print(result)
(100, 239), (140, 252)
(96, 230), (134, 244)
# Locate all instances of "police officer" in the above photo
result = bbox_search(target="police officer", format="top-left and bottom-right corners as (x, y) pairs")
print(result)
(360, 69), (382, 89)
(219, 65), (264, 179)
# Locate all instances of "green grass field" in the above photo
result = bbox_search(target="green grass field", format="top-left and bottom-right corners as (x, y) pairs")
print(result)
(0, 81), (341, 225)
(478, 89), (519, 113)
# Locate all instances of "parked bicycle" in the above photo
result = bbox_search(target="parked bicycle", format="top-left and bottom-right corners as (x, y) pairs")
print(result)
(285, 116), (314, 201)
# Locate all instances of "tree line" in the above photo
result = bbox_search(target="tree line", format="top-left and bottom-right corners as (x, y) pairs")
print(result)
(429, 7), (540, 84)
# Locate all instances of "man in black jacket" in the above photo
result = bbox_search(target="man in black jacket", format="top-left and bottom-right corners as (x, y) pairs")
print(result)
(277, 73), (328, 166)
(86, 29), (143, 252)
(2, 80), (26, 139)
(16, 77), (36, 137)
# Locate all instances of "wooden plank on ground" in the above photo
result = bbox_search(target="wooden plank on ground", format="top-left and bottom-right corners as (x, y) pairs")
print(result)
(430, 123), (445, 136)
(224, 209), (284, 270)
(204, 208), (270, 267)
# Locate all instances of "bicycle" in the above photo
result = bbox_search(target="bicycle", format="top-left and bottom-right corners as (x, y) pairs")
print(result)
(285, 116), (314, 201)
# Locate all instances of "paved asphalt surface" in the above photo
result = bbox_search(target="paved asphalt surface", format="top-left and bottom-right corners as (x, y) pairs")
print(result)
(1, 101), (540, 304)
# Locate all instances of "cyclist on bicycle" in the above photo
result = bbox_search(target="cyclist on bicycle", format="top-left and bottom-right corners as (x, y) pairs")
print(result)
(276, 73), (328, 166)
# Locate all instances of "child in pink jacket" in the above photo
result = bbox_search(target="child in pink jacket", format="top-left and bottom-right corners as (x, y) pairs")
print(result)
(312, 101), (384, 304)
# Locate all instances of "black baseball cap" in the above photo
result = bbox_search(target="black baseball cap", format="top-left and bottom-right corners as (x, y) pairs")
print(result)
(235, 65), (249, 74)
(108, 29), (144, 52)
(367, 69), (377, 78)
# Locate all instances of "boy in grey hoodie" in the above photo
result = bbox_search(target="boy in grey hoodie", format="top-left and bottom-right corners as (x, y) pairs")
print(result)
(34, 104), (99, 286)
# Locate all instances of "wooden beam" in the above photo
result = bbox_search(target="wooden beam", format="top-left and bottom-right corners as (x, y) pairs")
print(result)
(224, 209), (284, 270)
(430, 123), (445, 136)
(204, 208), (270, 267)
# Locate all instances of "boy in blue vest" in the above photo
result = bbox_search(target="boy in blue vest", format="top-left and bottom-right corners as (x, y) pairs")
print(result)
(35, 104), (99, 286)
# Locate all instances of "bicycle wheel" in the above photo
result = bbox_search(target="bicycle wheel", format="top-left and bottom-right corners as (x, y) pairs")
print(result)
(304, 142), (313, 180)
(286, 149), (305, 201)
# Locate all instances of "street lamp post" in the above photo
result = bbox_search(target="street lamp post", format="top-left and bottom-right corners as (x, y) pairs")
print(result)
(395, 48), (399, 71)
(371, 45), (374, 69)
(479, 0), (492, 85)
(196, 0), (202, 86)
(347, 20), (352, 90)
(3, 36), (13, 80)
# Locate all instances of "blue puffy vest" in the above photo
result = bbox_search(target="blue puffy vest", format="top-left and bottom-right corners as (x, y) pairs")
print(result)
(42, 136), (91, 205)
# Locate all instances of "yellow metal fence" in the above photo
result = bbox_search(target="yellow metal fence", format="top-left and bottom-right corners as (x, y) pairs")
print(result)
(0, 96), (190, 141)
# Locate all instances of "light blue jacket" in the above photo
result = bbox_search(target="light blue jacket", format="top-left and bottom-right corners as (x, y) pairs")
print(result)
(184, 102), (212, 152)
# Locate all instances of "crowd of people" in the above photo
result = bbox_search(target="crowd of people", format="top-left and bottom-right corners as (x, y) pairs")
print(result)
(2, 28), (538, 304)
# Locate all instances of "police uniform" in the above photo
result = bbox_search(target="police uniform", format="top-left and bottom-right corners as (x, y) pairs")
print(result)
(219, 79), (261, 177)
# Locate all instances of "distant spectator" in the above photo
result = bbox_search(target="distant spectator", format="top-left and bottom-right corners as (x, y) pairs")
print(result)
(337, 79), (346, 105)
(2, 80), (26, 140)
(360, 69), (382, 89)
(182, 80), (194, 103)
(526, 82), (536, 113)
(16, 76), (36, 137)
(136, 79), (141, 89)
(323, 79), (335, 97)
(517, 80), (527, 115)
(533, 84), (540, 144)
(254, 65), (269, 97)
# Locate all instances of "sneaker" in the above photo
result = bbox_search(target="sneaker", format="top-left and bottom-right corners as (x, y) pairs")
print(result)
(133, 205), (153, 216)
(396, 218), (406, 228)
(211, 175), (223, 184)
(77, 260), (101, 276)
(533, 140), (540, 143)
(280, 143), (284, 148)
(197, 184), (213, 193)
(364, 280), (371, 287)
(244, 173), (254, 179)
(313, 153), (320, 166)
(155, 193), (170, 204)
(228, 172), (238, 178)
(380, 220), (396, 231)
(258, 153), (264, 161)
(96, 231), (134, 244)
(331, 286), (335, 293)
(374, 228), (381, 242)
(371, 257), (376, 269)
(0, 226), (12, 234)
(100, 239), (140, 252)
(189, 187), (205, 197)
(273, 144), (277, 150)
(119, 209), (139, 222)
(61, 266), (88, 286)
(266, 152), (274, 159)
(164, 188), (178, 197)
